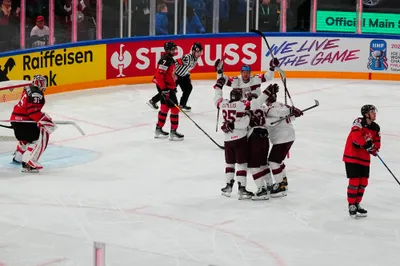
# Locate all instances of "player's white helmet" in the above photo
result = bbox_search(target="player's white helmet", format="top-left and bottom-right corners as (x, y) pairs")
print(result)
(32, 74), (47, 92)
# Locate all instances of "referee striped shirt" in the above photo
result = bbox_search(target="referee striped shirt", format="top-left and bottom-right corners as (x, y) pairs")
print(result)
(175, 53), (198, 77)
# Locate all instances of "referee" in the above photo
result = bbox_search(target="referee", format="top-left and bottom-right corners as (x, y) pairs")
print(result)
(147, 42), (203, 112)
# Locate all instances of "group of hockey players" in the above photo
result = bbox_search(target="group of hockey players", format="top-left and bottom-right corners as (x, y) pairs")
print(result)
(5, 39), (382, 218)
(213, 57), (303, 200)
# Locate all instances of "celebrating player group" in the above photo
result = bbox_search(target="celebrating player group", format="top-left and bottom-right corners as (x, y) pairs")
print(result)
(213, 56), (303, 201)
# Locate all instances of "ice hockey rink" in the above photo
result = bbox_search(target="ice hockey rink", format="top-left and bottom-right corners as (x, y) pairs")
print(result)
(0, 78), (399, 266)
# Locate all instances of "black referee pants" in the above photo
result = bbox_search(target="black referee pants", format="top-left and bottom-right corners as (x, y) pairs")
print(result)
(176, 75), (192, 107)
(151, 75), (192, 106)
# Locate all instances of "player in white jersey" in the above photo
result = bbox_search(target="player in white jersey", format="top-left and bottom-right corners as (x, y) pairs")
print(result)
(215, 87), (254, 200)
(244, 85), (274, 200)
(214, 58), (279, 97)
(264, 84), (303, 197)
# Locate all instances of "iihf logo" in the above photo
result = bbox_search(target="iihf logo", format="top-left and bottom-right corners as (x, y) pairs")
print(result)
(367, 40), (388, 71)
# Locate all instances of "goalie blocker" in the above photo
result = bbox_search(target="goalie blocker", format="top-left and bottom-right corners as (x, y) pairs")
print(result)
(9, 75), (57, 173)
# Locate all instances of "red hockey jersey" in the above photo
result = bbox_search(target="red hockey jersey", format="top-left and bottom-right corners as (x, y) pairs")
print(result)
(153, 54), (176, 90)
(10, 86), (45, 122)
(343, 117), (381, 166)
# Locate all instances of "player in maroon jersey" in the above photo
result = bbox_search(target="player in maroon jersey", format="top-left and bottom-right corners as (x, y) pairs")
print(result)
(343, 104), (381, 218)
(10, 74), (57, 173)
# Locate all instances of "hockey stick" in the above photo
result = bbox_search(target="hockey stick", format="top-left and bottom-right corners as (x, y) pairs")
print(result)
(162, 95), (224, 150)
(250, 29), (294, 106)
(270, 99), (319, 125)
(0, 124), (13, 129)
(376, 153), (400, 185)
(216, 108), (220, 132)
(0, 120), (86, 136)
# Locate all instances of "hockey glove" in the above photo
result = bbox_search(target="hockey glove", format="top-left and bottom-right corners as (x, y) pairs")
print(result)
(38, 113), (57, 134)
(161, 89), (170, 101)
(221, 121), (234, 133)
(214, 77), (226, 90)
(214, 59), (224, 74)
(290, 106), (303, 117)
(363, 140), (378, 156)
(263, 83), (279, 96)
(269, 58), (280, 70)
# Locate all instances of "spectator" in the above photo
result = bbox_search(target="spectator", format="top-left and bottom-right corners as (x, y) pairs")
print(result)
(30, 15), (50, 47)
(132, 0), (150, 36)
(0, 0), (20, 51)
(259, 0), (279, 32)
(156, 3), (168, 35)
(180, 7), (205, 34)
(188, 0), (206, 18)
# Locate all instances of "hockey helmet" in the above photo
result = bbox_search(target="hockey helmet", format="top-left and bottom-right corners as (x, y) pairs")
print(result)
(230, 88), (243, 102)
(241, 64), (251, 72)
(32, 74), (47, 92)
(192, 42), (203, 52)
(164, 41), (177, 52)
(361, 104), (377, 117)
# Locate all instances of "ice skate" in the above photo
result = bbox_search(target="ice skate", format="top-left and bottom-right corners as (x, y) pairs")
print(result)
(169, 129), (184, 141)
(252, 187), (269, 200)
(238, 182), (254, 200)
(348, 204), (357, 218)
(221, 179), (234, 197)
(21, 162), (40, 173)
(282, 177), (288, 190)
(356, 203), (367, 217)
(147, 99), (159, 110)
(180, 105), (191, 112)
(270, 183), (287, 198)
(155, 126), (169, 139)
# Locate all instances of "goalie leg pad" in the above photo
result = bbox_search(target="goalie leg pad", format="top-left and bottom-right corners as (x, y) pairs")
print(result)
(22, 128), (49, 170)
(13, 141), (27, 163)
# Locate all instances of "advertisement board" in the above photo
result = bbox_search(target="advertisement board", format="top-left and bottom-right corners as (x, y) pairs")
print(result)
(0, 44), (106, 87)
(105, 36), (262, 80)
(316, 11), (400, 35)
(261, 37), (364, 72)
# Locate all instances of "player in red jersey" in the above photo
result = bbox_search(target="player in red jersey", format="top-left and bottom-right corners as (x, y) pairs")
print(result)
(343, 104), (381, 218)
(10, 74), (57, 173)
(153, 41), (184, 141)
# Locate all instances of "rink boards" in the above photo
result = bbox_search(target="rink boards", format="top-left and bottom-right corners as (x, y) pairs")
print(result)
(0, 32), (399, 101)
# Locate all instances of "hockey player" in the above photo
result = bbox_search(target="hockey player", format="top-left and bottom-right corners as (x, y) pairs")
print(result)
(264, 84), (303, 197)
(153, 41), (184, 141)
(215, 87), (253, 200)
(245, 88), (271, 200)
(10, 74), (57, 173)
(213, 58), (279, 97)
(148, 42), (203, 111)
(343, 104), (380, 218)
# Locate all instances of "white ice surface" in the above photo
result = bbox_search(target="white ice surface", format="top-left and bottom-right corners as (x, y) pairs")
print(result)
(0, 79), (399, 266)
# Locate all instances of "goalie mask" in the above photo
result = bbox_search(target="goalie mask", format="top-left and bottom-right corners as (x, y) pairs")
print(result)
(32, 74), (47, 92)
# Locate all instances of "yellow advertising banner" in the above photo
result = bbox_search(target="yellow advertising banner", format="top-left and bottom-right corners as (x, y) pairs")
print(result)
(0, 44), (106, 87)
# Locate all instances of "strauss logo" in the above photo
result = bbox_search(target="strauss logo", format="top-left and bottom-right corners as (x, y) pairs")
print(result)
(110, 44), (132, 78)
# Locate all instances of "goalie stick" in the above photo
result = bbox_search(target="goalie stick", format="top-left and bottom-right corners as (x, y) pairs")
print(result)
(270, 99), (320, 125)
(0, 120), (86, 136)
